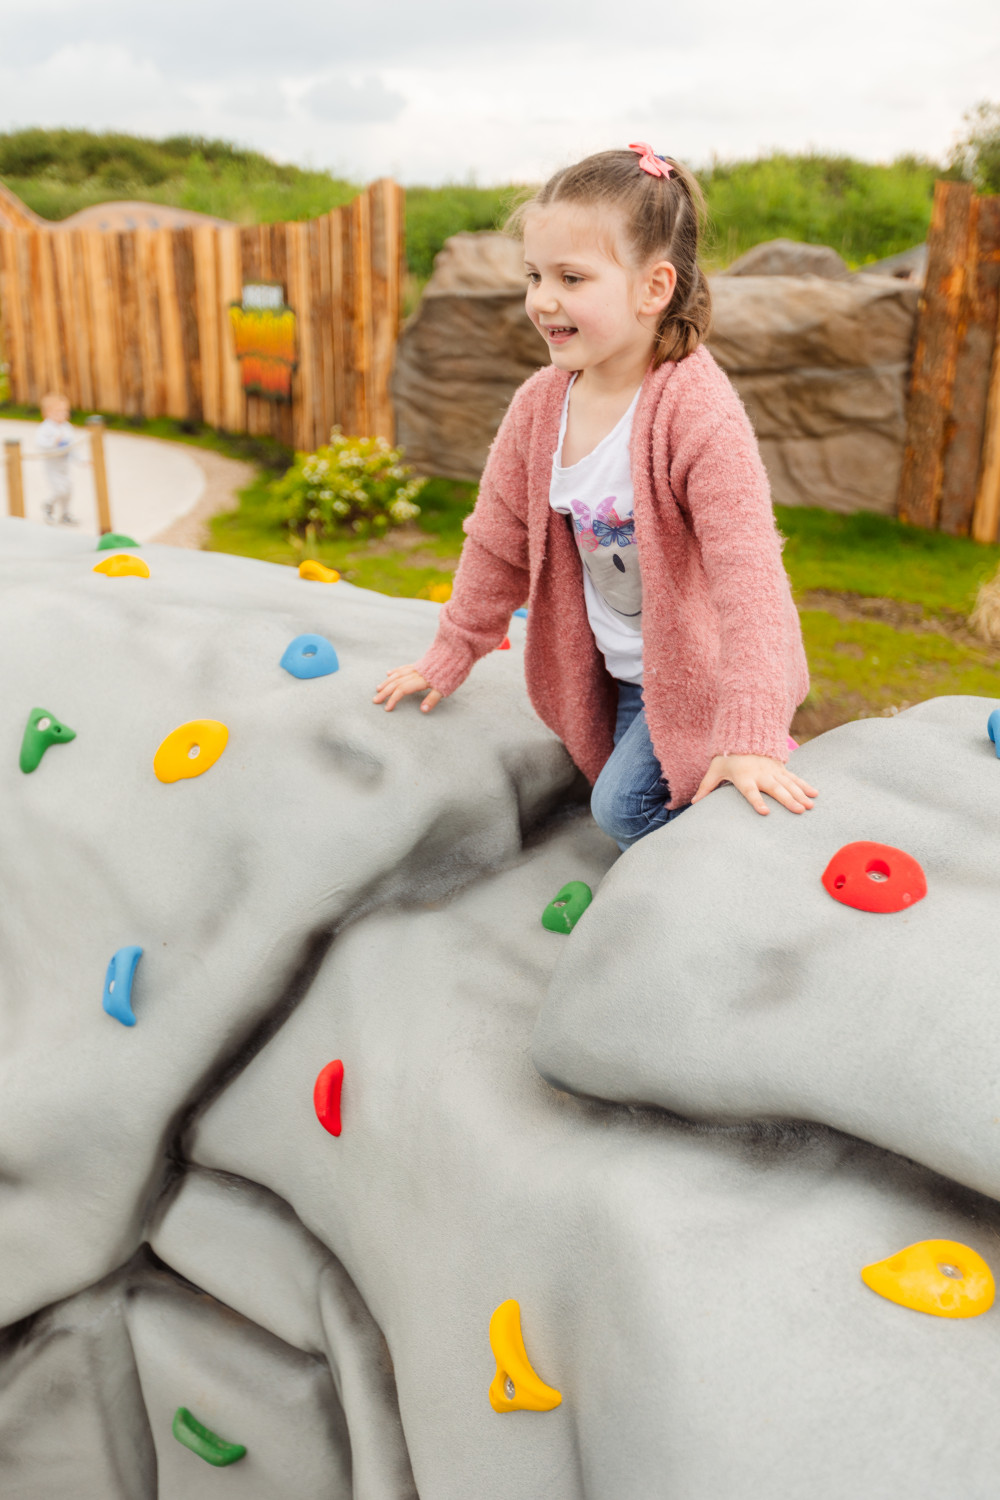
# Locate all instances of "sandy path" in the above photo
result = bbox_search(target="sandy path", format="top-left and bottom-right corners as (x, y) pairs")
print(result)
(0, 420), (253, 547)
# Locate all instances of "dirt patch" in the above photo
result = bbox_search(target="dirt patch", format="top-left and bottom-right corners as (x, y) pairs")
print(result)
(791, 696), (883, 742)
(797, 590), (1000, 659)
(354, 526), (456, 569)
(150, 445), (255, 549)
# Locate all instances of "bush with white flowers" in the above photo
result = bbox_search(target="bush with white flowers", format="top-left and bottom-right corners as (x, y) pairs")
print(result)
(277, 428), (425, 540)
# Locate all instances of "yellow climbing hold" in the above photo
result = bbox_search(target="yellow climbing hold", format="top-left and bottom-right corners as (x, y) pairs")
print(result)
(298, 560), (340, 583)
(428, 581), (452, 603)
(93, 553), (150, 578)
(488, 1299), (562, 1413)
(153, 720), (229, 784)
(861, 1239), (995, 1319)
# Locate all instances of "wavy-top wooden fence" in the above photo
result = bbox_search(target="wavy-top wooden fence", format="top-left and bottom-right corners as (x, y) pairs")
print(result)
(897, 180), (1000, 541)
(0, 179), (404, 450)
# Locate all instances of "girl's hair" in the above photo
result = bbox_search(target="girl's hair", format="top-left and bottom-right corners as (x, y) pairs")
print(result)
(507, 149), (711, 366)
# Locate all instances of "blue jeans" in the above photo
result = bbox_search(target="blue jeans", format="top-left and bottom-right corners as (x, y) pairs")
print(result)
(590, 681), (689, 851)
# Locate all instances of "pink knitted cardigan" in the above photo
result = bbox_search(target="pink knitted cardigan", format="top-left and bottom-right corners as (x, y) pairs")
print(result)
(416, 345), (809, 808)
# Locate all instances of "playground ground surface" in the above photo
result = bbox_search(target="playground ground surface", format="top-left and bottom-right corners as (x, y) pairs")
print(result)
(3, 406), (1000, 741)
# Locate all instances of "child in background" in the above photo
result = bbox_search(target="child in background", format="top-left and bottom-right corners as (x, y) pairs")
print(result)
(33, 393), (88, 525)
(375, 145), (815, 848)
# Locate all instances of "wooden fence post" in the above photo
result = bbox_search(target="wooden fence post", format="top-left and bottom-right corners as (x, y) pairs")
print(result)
(4, 439), (25, 517)
(897, 181), (974, 528)
(86, 415), (112, 534)
(972, 297), (1000, 542)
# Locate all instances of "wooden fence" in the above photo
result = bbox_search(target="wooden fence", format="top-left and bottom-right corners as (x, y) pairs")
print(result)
(897, 180), (1000, 541)
(0, 179), (405, 451)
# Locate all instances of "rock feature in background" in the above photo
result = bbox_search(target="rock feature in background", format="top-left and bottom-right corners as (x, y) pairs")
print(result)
(392, 234), (539, 482)
(5, 523), (1000, 1497)
(711, 272), (919, 514)
(393, 231), (919, 514)
(721, 237), (850, 279)
(862, 243), (928, 283)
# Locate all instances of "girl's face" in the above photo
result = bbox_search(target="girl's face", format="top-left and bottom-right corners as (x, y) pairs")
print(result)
(523, 203), (676, 380)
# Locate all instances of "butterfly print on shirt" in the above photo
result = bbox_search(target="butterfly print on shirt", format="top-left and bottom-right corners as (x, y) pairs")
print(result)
(570, 496), (635, 554)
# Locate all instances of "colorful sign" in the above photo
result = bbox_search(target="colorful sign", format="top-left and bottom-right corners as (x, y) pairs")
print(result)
(229, 284), (297, 401)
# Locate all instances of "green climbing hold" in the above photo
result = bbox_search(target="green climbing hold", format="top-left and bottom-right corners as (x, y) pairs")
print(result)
(172, 1407), (247, 1467)
(541, 881), (593, 934)
(19, 708), (76, 773)
(97, 532), (138, 550)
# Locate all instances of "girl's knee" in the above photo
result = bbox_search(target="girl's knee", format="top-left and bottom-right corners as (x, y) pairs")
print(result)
(590, 774), (631, 845)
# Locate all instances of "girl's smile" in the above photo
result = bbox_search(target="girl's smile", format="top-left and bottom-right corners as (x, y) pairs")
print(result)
(542, 324), (578, 345)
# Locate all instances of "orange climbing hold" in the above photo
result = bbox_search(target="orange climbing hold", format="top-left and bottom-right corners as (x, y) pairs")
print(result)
(314, 1059), (344, 1137)
(488, 1300), (562, 1413)
(862, 1239), (994, 1318)
(822, 841), (926, 914)
(298, 560), (340, 583)
(153, 720), (229, 783)
(497, 637), (511, 651)
(93, 554), (150, 578)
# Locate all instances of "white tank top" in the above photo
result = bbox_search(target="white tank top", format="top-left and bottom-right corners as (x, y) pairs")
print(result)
(549, 378), (644, 685)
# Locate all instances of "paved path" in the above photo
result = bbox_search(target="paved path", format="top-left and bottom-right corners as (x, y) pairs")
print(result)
(0, 420), (253, 545)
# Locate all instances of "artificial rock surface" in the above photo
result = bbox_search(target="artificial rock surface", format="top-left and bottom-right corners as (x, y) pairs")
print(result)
(392, 229), (918, 515)
(3, 519), (1000, 1497)
(534, 697), (1000, 1202)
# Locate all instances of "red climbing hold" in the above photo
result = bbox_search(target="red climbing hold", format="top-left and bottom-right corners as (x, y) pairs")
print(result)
(313, 1060), (344, 1136)
(498, 637), (511, 650)
(821, 841), (927, 914)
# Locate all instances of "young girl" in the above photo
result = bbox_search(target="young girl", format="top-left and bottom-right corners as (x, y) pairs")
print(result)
(375, 145), (815, 848)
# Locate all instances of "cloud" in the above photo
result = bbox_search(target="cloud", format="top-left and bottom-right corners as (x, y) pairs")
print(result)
(0, 0), (998, 183)
(221, 86), (289, 123)
(300, 76), (406, 125)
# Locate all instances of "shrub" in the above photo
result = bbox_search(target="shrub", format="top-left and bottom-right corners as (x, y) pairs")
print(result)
(950, 102), (1000, 194)
(276, 430), (425, 540)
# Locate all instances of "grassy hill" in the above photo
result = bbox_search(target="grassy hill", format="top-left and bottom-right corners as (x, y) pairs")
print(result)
(0, 127), (953, 281)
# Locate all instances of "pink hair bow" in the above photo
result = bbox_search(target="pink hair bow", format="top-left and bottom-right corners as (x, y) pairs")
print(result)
(628, 142), (674, 179)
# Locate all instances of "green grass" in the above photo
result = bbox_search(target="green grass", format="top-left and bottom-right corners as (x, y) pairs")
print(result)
(798, 610), (1000, 720)
(775, 505), (1000, 615)
(700, 153), (947, 269)
(0, 129), (359, 226)
(206, 473), (474, 596)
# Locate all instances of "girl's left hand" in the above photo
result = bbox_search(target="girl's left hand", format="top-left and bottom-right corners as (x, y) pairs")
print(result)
(692, 755), (818, 816)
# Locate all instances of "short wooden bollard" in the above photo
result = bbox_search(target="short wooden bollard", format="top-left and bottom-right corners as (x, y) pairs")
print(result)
(4, 439), (25, 518)
(86, 415), (112, 535)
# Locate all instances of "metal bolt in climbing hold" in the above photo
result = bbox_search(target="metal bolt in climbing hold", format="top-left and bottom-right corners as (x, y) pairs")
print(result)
(504, 1377), (516, 1400)
(938, 1263), (964, 1279)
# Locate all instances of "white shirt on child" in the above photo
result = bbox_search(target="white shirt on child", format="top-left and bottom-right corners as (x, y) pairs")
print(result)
(35, 420), (81, 498)
(549, 378), (644, 685)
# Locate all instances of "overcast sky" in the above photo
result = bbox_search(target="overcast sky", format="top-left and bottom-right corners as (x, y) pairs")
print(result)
(0, 0), (997, 183)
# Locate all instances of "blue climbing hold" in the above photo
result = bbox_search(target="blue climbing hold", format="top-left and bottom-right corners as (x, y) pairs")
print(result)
(513, 608), (528, 619)
(280, 634), (339, 680)
(989, 708), (1000, 758)
(103, 946), (143, 1027)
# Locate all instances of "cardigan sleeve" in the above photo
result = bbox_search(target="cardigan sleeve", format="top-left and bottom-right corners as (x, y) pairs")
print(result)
(672, 397), (804, 762)
(414, 392), (532, 697)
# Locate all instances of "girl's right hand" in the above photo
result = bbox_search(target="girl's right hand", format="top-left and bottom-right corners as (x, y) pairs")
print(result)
(373, 665), (443, 713)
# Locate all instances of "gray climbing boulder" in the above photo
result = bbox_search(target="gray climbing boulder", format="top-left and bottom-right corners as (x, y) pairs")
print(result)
(3, 521), (1000, 1498)
(533, 696), (1000, 1205)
